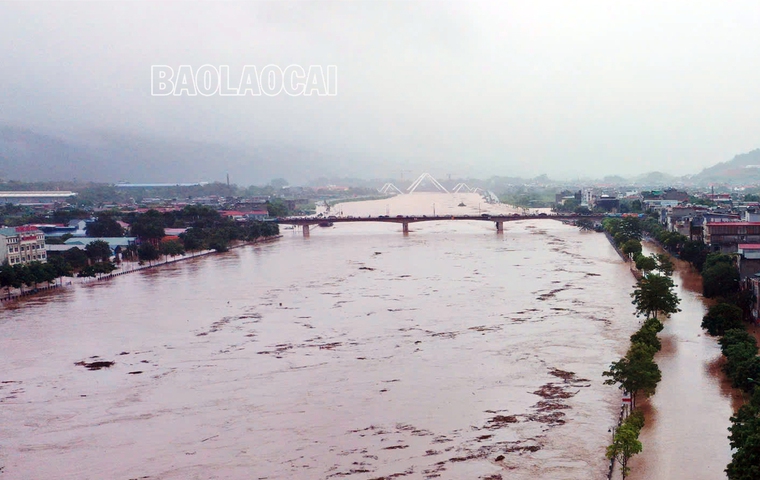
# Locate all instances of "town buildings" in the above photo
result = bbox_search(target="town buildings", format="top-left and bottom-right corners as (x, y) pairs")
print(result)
(0, 225), (47, 265)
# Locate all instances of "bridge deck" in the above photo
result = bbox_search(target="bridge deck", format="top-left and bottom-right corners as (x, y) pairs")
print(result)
(276, 214), (605, 225)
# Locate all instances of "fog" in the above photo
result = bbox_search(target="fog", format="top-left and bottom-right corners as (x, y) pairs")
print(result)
(2, 1), (760, 181)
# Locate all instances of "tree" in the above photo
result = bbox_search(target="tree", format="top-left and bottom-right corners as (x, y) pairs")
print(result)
(619, 217), (643, 242)
(269, 178), (289, 189)
(654, 253), (674, 276)
(160, 240), (185, 257)
(727, 389), (760, 480)
(606, 423), (643, 478)
(137, 243), (160, 264)
(46, 255), (73, 279)
(576, 218), (594, 231)
(0, 263), (21, 296)
(630, 318), (664, 352)
(85, 240), (112, 263)
(634, 254), (657, 273)
(86, 214), (124, 237)
(703, 261), (740, 299)
(631, 273), (681, 319)
(702, 303), (744, 336)
(622, 239), (643, 257)
(130, 210), (166, 243)
(63, 247), (89, 270)
(266, 199), (289, 218)
(604, 342), (662, 407)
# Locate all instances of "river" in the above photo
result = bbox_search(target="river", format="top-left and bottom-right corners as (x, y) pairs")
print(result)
(626, 245), (741, 480)
(0, 194), (737, 479)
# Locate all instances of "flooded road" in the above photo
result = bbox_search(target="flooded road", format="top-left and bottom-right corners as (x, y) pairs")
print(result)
(0, 194), (687, 479)
(627, 245), (741, 480)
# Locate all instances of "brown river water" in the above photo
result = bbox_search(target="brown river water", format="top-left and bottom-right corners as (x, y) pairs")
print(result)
(0, 194), (739, 479)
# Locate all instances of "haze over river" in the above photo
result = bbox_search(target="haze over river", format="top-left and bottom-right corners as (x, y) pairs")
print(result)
(0, 193), (738, 479)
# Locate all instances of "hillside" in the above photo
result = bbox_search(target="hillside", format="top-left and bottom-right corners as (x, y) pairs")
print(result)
(0, 125), (377, 185)
(693, 149), (760, 183)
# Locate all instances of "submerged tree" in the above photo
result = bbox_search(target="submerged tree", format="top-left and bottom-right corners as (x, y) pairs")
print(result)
(604, 342), (661, 408)
(607, 423), (643, 478)
(631, 273), (681, 319)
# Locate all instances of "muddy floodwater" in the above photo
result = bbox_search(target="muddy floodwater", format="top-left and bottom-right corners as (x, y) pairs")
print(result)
(627, 245), (741, 480)
(0, 194), (732, 479)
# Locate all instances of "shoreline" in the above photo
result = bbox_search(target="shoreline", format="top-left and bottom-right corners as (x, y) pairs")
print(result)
(0, 235), (282, 305)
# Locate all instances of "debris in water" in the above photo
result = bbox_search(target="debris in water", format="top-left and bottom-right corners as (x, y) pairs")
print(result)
(75, 360), (115, 371)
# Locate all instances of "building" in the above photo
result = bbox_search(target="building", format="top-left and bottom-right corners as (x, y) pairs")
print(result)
(63, 237), (137, 257)
(0, 191), (77, 206)
(704, 222), (760, 253)
(737, 244), (760, 280)
(0, 225), (47, 265)
(595, 195), (620, 212)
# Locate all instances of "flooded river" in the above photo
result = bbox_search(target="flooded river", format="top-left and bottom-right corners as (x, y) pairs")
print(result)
(627, 246), (741, 480)
(0, 194), (736, 479)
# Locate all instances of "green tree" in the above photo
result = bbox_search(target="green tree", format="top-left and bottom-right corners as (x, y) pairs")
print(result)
(160, 240), (185, 258)
(634, 254), (657, 273)
(85, 240), (112, 263)
(630, 318), (664, 352)
(606, 423), (643, 478)
(137, 243), (160, 264)
(619, 217), (643, 242)
(0, 263), (21, 296)
(703, 261), (740, 299)
(654, 253), (674, 276)
(86, 214), (124, 237)
(727, 389), (760, 480)
(130, 210), (166, 243)
(702, 303), (744, 336)
(631, 273), (681, 319)
(576, 218), (594, 231)
(603, 342), (662, 408)
(622, 239), (643, 257)
(266, 199), (290, 218)
(63, 247), (89, 270)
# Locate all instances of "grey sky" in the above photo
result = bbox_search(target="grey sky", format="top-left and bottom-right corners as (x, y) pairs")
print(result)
(2, 1), (760, 180)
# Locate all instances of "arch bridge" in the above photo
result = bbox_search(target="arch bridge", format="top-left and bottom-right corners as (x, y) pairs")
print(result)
(276, 214), (605, 236)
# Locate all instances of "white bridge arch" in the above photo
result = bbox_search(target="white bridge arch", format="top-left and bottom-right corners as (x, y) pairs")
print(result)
(407, 173), (449, 193)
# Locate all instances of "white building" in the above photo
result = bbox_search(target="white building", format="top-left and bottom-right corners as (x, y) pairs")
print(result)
(0, 226), (47, 265)
(0, 191), (77, 206)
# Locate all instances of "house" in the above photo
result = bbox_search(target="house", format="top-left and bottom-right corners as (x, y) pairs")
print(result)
(704, 222), (760, 253)
(0, 225), (47, 265)
(738, 244), (760, 280)
(595, 195), (620, 212)
(63, 237), (137, 257)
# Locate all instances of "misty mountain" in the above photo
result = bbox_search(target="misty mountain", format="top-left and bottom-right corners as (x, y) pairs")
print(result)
(692, 149), (760, 183)
(0, 125), (394, 185)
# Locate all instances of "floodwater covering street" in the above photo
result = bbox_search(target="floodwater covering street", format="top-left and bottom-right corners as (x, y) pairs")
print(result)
(627, 245), (742, 480)
(0, 194), (739, 479)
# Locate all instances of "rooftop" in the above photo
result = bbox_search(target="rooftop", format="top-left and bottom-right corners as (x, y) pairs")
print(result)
(0, 191), (77, 198)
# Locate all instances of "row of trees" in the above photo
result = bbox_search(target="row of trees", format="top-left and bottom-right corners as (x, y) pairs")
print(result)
(0, 260), (70, 294)
(1, 239), (121, 295)
(638, 217), (757, 479)
(690, 254), (760, 479)
(601, 217), (681, 478)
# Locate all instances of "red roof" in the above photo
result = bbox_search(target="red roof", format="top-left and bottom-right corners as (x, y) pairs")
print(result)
(739, 244), (760, 249)
(706, 222), (760, 226)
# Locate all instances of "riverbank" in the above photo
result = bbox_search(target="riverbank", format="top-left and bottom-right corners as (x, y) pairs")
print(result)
(625, 243), (741, 480)
(0, 235), (281, 305)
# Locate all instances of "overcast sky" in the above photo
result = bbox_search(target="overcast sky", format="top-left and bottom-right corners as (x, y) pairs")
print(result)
(2, 1), (760, 180)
